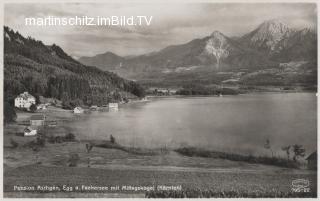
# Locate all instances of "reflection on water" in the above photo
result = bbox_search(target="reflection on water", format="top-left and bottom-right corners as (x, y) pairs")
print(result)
(67, 93), (317, 156)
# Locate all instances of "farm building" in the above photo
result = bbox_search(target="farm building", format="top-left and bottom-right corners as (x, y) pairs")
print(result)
(30, 114), (46, 126)
(108, 103), (119, 111)
(108, 103), (118, 108)
(37, 104), (47, 110)
(90, 105), (98, 111)
(74, 107), (84, 114)
(306, 151), (317, 170)
(14, 92), (36, 109)
(24, 126), (37, 136)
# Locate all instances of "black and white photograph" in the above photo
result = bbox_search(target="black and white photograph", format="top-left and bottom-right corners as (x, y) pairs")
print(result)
(2, 1), (318, 198)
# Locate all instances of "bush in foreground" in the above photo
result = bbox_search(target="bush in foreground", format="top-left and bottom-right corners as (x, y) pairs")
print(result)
(68, 153), (80, 167)
(47, 133), (76, 144)
(175, 147), (299, 169)
(4, 101), (17, 124)
(10, 138), (19, 148)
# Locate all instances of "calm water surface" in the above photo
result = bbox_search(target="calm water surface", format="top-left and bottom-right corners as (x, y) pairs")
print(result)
(68, 93), (317, 156)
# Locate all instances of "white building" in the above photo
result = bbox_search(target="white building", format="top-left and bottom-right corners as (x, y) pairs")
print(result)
(37, 104), (47, 110)
(108, 103), (118, 108)
(24, 126), (37, 136)
(108, 103), (119, 111)
(90, 105), (98, 111)
(14, 92), (36, 109)
(30, 114), (46, 126)
(74, 107), (84, 114)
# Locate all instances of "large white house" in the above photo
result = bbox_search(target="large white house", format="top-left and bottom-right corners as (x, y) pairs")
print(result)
(14, 92), (36, 109)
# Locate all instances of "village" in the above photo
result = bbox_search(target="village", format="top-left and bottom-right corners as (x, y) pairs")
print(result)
(13, 91), (120, 137)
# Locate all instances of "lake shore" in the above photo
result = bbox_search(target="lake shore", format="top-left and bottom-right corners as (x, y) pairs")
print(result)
(4, 93), (317, 197)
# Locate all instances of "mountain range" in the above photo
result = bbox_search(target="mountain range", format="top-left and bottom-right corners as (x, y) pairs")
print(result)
(78, 19), (317, 87)
(4, 26), (145, 106)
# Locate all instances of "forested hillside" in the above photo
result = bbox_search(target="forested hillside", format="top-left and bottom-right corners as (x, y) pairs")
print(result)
(4, 26), (145, 107)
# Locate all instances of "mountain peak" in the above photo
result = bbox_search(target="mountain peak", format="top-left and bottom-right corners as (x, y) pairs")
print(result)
(244, 19), (292, 51)
(258, 19), (289, 33)
(210, 30), (225, 37)
(102, 51), (116, 55)
(301, 26), (317, 34)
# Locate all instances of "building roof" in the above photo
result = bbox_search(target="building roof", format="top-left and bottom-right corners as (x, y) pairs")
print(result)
(16, 92), (35, 100)
(24, 126), (37, 132)
(30, 114), (45, 120)
(306, 151), (317, 160)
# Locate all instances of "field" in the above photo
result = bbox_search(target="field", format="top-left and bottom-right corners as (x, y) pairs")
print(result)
(4, 162), (317, 198)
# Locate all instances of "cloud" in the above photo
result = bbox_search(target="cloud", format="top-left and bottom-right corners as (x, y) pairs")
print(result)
(4, 3), (317, 57)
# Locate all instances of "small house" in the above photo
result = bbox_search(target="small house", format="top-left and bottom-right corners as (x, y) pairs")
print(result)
(37, 104), (47, 110)
(90, 105), (98, 111)
(30, 114), (46, 126)
(108, 103), (118, 108)
(108, 103), (119, 111)
(306, 151), (317, 170)
(74, 107), (84, 114)
(14, 92), (36, 109)
(48, 121), (57, 127)
(24, 126), (37, 136)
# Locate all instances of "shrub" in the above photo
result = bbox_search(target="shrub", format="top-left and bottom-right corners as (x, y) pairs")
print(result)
(64, 133), (76, 141)
(175, 147), (299, 169)
(29, 104), (37, 113)
(47, 135), (56, 144)
(68, 153), (80, 167)
(4, 101), (17, 124)
(86, 143), (93, 153)
(36, 136), (46, 147)
(10, 138), (19, 148)
(55, 136), (63, 143)
(24, 136), (45, 151)
(110, 135), (116, 144)
(15, 132), (24, 137)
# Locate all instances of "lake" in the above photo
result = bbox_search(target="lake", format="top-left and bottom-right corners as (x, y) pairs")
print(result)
(68, 93), (317, 156)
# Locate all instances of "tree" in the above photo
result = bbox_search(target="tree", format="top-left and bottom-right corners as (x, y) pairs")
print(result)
(65, 133), (76, 141)
(281, 145), (291, 160)
(29, 104), (37, 113)
(110, 135), (116, 144)
(4, 101), (17, 124)
(10, 138), (19, 148)
(34, 94), (41, 105)
(264, 139), (274, 157)
(292, 144), (306, 162)
(68, 153), (80, 167)
(86, 143), (93, 153)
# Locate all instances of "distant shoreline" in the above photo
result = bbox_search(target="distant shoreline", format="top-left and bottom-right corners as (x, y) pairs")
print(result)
(146, 90), (316, 99)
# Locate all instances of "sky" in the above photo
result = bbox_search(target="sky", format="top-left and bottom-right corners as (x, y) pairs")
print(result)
(4, 3), (317, 58)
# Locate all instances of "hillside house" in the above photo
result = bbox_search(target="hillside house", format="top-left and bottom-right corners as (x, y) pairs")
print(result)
(37, 104), (47, 110)
(74, 107), (84, 114)
(108, 103), (119, 111)
(24, 126), (37, 136)
(30, 114), (46, 126)
(108, 103), (118, 108)
(306, 151), (317, 170)
(90, 105), (98, 111)
(14, 92), (36, 109)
